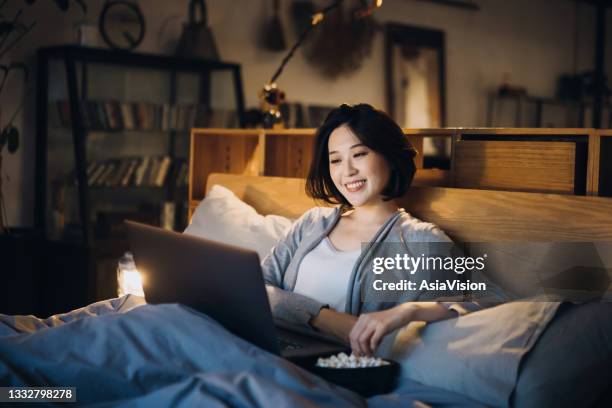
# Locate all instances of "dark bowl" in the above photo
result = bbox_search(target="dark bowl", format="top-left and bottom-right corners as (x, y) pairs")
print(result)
(305, 355), (400, 398)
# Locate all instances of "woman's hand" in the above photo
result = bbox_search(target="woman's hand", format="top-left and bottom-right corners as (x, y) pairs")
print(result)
(349, 302), (457, 356)
(349, 304), (413, 356)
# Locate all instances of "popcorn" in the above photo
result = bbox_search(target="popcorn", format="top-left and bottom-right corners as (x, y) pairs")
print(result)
(315, 352), (389, 369)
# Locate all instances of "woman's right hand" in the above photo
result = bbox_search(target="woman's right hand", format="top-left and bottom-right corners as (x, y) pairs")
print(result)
(309, 308), (357, 343)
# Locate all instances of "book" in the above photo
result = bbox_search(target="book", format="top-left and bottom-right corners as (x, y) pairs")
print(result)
(134, 156), (150, 186)
(111, 101), (124, 129)
(121, 103), (135, 130)
(121, 158), (140, 187)
(107, 159), (130, 187)
(88, 163), (107, 185)
(146, 157), (161, 186)
(86, 161), (98, 179)
(161, 103), (170, 131)
(87, 162), (103, 185)
(99, 102), (117, 129)
(154, 156), (171, 187)
(99, 162), (117, 186)
(175, 161), (188, 187)
(169, 105), (177, 130)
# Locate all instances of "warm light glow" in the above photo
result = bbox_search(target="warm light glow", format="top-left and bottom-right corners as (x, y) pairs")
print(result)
(311, 12), (324, 26)
(377, 0), (383, 7)
(117, 268), (144, 297)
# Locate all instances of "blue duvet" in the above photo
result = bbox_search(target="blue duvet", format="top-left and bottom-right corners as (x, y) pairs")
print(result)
(0, 296), (477, 407)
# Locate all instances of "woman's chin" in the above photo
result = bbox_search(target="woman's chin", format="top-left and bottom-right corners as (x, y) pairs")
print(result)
(345, 196), (369, 208)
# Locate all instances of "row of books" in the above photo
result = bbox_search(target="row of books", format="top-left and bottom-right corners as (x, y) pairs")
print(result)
(85, 156), (189, 188)
(56, 100), (211, 131)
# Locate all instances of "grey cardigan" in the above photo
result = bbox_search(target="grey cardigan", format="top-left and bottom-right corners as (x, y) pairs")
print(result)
(261, 206), (482, 327)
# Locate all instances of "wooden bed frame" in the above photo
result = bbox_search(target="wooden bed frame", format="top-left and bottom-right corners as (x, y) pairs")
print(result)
(199, 173), (612, 243)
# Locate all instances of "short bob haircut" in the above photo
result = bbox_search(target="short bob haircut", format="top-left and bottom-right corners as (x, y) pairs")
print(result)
(306, 103), (417, 207)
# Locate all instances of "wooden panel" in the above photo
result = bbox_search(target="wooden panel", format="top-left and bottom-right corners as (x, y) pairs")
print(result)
(453, 140), (576, 194)
(189, 129), (261, 201)
(412, 168), (450, 187)
(402, 186), (612, 242)
(588, 131), (601, 195)
(197, 174), (612, 243)
(264, 134), (314, 178)
(452, 127), (593, 136)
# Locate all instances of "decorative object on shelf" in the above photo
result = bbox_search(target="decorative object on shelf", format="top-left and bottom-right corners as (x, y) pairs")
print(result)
(0, 0), (86, 233)
(497, 73), (527, 97)
(259, 83), (285, 129)
(259, 0), (382, 128)
(176, 0), (219, 60)
(260, 0), (286, 51)
(74, 19), (99, 47)
(99, 0), (146, 51)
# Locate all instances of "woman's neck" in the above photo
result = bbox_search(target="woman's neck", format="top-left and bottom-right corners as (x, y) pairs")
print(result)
(344, 200), (399, 225)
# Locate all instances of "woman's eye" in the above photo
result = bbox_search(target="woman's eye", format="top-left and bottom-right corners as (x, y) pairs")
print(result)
(354, 152), (368, 158)
(330, 159), (341, 164)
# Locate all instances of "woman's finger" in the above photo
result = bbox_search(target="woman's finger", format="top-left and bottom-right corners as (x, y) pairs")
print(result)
(370, 325), (385, 353)
(358, 324), (376, 356)
(350, 324), (363, 356)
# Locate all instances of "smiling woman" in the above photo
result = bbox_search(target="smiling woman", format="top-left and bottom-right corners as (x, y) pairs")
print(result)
(262, 103), (478, 357)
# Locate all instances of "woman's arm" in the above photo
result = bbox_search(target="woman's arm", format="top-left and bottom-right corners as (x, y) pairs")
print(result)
(349, 302), (456, 356)
(310, 308), (357, 343)
(261, 208), (338, 327)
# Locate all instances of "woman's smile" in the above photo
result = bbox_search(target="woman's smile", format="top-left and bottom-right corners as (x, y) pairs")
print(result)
(345, 179), (367, 193)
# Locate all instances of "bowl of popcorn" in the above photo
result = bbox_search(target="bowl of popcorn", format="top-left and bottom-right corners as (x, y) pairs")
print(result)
(310, 352), (399, 397)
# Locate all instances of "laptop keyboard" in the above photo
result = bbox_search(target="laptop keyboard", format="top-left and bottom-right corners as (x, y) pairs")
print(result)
(278, 337), (304, 351)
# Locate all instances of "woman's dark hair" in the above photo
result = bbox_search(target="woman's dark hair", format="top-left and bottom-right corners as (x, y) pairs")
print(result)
(306, 103), (417, 206)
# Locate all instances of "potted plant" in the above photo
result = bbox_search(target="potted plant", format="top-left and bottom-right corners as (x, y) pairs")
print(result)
(0, 0), (87, 232)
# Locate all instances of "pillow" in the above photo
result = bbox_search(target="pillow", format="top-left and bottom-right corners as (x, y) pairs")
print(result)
(184, 184), (293, 260)
(385, 302), (561, 407)
(511, 302), (612, 408)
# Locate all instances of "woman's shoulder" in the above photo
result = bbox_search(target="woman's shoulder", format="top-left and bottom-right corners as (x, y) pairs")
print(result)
(395, 210), (452, 243)
(292, 206), (340, 230)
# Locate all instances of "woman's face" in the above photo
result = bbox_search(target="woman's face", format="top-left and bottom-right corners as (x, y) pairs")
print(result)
(328, 125), (391, 208)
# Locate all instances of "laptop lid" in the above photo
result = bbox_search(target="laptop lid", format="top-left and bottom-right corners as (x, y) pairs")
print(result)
(125, 220), (280, 355)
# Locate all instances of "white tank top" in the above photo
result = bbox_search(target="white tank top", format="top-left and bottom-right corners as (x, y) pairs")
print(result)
(292, 237), (361, 312)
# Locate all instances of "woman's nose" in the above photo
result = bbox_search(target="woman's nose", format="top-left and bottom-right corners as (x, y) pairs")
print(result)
(343, 158), (358, 175)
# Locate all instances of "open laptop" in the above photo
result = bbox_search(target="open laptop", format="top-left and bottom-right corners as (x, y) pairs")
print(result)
(125, 220), (348, 360)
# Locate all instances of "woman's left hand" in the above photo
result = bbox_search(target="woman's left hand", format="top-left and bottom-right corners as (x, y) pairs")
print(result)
(349, 304), (414, 356)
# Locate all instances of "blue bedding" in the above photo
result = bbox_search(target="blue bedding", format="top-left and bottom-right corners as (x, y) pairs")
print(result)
(0, 296), (478, 407)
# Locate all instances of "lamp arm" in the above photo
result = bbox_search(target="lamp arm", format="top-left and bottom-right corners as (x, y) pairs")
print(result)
(268, 0), (344, 85)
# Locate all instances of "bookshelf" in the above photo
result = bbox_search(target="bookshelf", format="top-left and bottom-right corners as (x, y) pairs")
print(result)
(35, 46), (245, 307)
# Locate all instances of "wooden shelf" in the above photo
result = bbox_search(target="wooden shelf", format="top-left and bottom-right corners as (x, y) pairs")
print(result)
(189, 127), (611, 220)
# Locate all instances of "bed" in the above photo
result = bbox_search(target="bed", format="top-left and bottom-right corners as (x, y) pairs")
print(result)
(1, 173), (611, 407)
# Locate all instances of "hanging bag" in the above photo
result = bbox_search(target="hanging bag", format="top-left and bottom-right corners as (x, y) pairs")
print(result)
(176, 0), (219, 60)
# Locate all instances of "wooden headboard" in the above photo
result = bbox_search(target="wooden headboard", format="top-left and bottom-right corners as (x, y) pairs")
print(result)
(202, 173), (612, 242)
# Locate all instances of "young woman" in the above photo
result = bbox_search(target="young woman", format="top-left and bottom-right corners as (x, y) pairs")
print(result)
(261, 104), (473, 356)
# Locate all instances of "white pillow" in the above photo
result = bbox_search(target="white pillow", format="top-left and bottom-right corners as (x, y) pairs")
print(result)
(384, 301), (560, 407)
(184, 184), (293, 260)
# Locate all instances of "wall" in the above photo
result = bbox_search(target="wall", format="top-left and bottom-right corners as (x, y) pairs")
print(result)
(0, 0), (606, 227)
